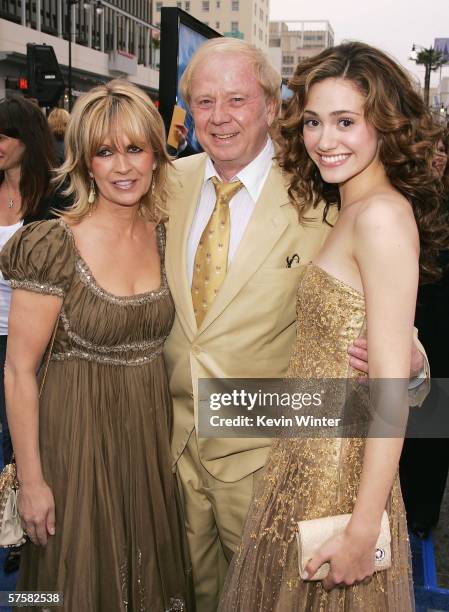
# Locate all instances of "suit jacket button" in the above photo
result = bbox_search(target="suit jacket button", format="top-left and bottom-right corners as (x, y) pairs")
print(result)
(192, 345), (201, 356)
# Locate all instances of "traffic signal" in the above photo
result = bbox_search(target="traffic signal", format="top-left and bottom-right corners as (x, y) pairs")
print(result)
(4, 77), (28, 93)
(26, 43), (65, 107)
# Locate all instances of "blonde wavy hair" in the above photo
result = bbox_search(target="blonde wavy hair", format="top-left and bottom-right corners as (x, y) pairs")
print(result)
(47, 107), (70, 138)
(55, 79), (171, 223)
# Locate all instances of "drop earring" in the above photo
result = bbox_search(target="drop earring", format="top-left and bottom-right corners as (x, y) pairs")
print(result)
(88, 175), (96, 205)
(151, 165), (157, 198)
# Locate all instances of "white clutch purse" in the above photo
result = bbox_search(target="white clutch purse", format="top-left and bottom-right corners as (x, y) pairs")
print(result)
(296, 510), (391, 580)
(0, 463), (25, 548)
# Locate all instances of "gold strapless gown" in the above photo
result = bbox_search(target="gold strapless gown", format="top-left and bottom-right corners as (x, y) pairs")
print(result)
(219, 263), (414, 611)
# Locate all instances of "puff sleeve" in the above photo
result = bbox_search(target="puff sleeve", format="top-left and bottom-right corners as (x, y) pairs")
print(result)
(0, 219), (74, 298)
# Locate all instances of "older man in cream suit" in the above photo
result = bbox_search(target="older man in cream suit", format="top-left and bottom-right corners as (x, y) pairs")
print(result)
(164, 38), (427, 612)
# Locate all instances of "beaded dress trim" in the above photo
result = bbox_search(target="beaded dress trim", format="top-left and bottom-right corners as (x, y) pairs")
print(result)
(8, 279), (65, 298)
(59, 218), (170, 306)
(52, 219), (169, 365)
(59, 309), (165, 354)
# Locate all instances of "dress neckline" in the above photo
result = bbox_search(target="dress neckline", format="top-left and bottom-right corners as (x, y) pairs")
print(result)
(308, 262), (365, 299)
(58, 217), (168, 302)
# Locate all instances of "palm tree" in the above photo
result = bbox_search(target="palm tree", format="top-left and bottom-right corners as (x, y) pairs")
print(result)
(411, 47), (445, 106)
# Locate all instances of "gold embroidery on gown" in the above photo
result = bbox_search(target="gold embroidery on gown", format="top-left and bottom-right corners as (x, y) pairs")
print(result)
(219, 263), (414, 612)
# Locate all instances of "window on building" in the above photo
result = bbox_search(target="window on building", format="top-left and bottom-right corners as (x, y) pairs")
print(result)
(259, 28), (262, 41)
(215, 21), (220, 29)
(177, 1), (182, 7)
(282, 55), (294, 64)
(216, 0), (220, 7)
(260, 8), (263, 20)
(254, 3), (257, 15)
(254, 23), (256, 36)
(156, 1), (162, 11)
(304, 33), (325, 42)
(202, 0), (210, 11)
(185, 0), (191, 9)
(282, 66), (294, 76)
(231, 21), (239, 33)
(232, 0), (239, 10)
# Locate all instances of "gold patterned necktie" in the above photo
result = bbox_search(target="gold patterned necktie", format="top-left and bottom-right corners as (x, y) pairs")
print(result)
(191, 177), (243, 326)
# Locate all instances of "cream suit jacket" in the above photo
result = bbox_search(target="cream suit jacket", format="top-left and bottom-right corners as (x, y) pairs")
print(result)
(164, 153), (335, 482)
(164, 153), (430, 483)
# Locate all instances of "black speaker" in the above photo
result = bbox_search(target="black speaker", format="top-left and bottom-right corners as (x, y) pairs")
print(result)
(26, 43), (65, 107)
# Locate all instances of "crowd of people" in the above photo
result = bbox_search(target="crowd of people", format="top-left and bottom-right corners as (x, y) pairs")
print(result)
(0, 36), (447, 612)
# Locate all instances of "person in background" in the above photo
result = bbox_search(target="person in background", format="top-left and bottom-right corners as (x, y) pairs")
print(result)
(400, 128), (449, 539)
(47, 107), (70, 164)
(0, 96), (69, 461)
(0, 96), (60, 578)
(168, 122), (200, 158)
(0, 80), (192, 610)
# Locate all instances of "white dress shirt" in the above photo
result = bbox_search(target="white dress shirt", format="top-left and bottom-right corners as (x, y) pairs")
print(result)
(186, 138), (275, 285)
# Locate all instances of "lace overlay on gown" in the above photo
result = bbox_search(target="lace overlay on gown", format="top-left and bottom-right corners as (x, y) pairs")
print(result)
(219, 263), (414, 612)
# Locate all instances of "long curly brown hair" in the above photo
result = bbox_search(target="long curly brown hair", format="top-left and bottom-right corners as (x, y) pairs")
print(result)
(436, 128), (449, 194)
(278, 41), (448, 282)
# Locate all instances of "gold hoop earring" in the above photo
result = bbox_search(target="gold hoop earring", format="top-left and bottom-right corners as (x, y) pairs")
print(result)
(88, 177), (96, 204)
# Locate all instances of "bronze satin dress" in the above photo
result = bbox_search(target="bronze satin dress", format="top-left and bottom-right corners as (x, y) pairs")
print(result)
(0, 219), (192, 612)
(219, 263), (414, 611)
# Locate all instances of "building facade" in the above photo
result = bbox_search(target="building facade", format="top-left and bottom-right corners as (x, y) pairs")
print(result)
(153, 0), (270, 51)
(0, 0), (160, 104)
(269, 20), (334, 80)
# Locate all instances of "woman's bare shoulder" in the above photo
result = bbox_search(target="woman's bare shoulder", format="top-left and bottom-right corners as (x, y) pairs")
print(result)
(354, 189), (419, 246)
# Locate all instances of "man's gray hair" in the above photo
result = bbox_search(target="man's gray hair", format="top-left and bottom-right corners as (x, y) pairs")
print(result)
(180, 37), (282, 115)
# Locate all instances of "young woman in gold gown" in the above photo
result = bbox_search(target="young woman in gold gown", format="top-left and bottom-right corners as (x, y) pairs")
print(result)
(219, 41), (448, 612)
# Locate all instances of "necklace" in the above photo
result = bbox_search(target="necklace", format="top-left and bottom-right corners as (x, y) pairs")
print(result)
(4, 180), (16, 209)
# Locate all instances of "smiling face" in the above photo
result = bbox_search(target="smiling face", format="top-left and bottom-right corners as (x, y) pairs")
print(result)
(90, 133), (154, 210)
(0, 134), (25, 172)
(189, 52), (276, 181)
(302, 78), (379, 187)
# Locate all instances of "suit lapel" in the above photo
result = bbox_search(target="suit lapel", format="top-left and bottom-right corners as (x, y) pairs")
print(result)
(198, 162), (291, 334)
(166, 155), (208, 338)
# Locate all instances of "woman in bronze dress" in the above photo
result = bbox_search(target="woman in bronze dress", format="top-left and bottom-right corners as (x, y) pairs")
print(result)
(219, 42), (448, 611)
(0, 80), (192, 611)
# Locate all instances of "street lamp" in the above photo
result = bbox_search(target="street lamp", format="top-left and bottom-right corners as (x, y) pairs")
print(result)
(410, 43), (445, 107)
